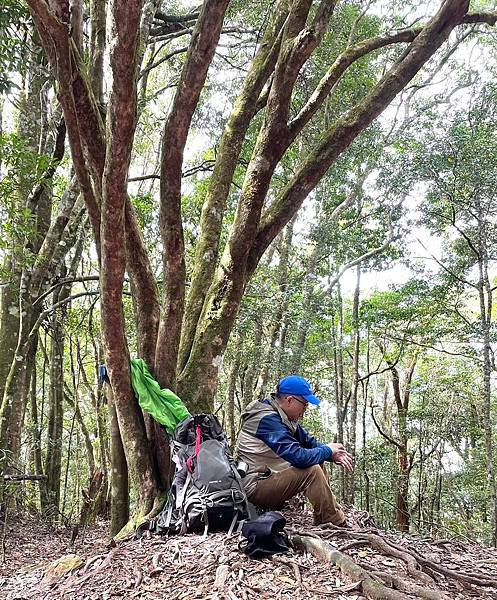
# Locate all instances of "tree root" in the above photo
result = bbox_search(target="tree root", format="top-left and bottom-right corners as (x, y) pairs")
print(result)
(115, 490), (169, 540)
(293, 526), (497, 598)
(292, 534), (442, 600)
(316, 524), (497, 589)
(364, 533), (434, 585)
(366, 567), (449, 600)
(381, 536), (497, 588)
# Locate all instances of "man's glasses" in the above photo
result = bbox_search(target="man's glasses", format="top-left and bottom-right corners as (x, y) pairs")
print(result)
(292, 396), (308, 408)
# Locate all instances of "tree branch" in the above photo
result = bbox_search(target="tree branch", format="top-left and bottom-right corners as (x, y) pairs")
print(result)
(326, 230), (398, 293)
(33, 276), (100, 307)
(416, 238), (478, 289)
(371, 406), (404, 451)
(177, 2), (288, 375)
(156, 0), (230, 387)
(289, 28), (421, 138)
(248, 1), (489, 272)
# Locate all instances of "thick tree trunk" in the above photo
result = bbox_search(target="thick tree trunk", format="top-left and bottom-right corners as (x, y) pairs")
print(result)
(178, 4), (288, 373)
(155, 0), (230, 388)
(100, 0), (157, 520)
(89, 0), (106, 108)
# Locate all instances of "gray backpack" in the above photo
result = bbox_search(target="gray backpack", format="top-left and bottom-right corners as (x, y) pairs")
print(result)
(150, 414), (249, 536)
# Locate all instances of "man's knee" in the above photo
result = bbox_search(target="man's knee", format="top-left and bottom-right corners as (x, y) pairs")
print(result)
(308, 464), (327, 478)
(301, 464), (328, 485)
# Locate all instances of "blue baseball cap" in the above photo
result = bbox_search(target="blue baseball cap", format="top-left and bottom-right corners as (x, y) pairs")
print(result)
(277, 375), (321, 406)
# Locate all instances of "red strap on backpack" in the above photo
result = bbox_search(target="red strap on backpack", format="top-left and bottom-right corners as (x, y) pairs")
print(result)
(186, 425), (202, 473)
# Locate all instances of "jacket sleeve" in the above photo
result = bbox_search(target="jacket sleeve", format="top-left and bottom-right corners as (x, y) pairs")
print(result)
(295, 425), (332, 458)
(255, 414), (332, 468)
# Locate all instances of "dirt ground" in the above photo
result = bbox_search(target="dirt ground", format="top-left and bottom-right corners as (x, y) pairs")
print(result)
(2, 508), (497, 600)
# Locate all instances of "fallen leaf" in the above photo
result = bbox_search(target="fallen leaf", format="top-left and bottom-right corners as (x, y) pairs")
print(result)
(214, 564), (230, 588)
(381, 559), (396, 567)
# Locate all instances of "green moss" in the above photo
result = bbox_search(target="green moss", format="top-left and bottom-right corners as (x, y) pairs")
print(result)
(114, 490), (169, 540)
(42, 554), (84, 584)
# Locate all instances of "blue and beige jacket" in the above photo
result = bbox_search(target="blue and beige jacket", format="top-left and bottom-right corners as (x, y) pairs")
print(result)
(236, 395), (332, 495)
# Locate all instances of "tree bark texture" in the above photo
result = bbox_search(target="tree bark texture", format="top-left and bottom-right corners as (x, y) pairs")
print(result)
(100, 0), (156, 517)
(107, 384), (130, 537)
(155, 0), (231, 389)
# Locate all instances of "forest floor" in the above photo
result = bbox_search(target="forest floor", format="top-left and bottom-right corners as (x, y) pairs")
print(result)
(2, 507), (497, 600)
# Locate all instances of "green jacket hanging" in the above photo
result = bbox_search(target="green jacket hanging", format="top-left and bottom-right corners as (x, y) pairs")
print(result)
(130, 358), (190, 434)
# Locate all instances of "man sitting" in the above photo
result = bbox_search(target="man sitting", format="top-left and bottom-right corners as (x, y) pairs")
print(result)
(236, 375), (353, 526)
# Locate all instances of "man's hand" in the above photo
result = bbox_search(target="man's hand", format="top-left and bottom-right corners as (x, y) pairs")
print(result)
(327, 443), (354, 473)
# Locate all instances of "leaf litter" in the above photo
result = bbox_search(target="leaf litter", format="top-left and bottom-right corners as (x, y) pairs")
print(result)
(1, 508), (497, 600)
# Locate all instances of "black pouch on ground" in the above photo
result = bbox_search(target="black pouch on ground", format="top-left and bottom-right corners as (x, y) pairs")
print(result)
(241, 511), (290, 558)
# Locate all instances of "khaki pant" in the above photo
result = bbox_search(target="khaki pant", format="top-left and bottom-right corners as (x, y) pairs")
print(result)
(248, 464), (346, 525)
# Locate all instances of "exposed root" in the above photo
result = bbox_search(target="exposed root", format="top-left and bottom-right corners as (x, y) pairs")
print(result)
(365, 533), (434, 585)
(338, 539), (369, 552)
(271, 554), (303, 587)
(366, 567), (450, 600)
(293, 534), (417, 599)
(381, 536), (497, 588)
(291, 525), (497, 600)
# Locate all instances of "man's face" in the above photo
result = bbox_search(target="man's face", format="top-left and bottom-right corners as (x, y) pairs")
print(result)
(281, 395), (309, 421)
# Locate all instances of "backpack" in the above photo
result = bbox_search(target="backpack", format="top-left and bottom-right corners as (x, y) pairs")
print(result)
(148, 414), (249, 536)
